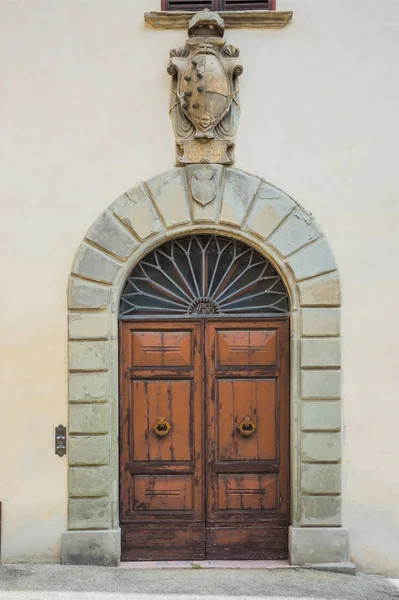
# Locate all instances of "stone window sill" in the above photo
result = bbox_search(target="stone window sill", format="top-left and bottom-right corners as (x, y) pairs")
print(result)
(144, 10), (293, 30)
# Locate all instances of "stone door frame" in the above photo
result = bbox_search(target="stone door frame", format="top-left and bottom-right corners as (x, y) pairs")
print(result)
(62, 166), (349, 566)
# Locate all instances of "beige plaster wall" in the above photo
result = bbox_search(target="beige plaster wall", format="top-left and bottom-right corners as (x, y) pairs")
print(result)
(0, 0), (398, 573)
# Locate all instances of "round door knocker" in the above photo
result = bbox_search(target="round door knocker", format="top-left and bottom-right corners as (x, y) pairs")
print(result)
(238, 416), (256, 438)
(153, 417), (172, 438)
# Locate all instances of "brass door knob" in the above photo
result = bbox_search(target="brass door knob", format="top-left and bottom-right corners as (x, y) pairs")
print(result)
(238, 416), (256, 438)
(153, 417), (171, 438)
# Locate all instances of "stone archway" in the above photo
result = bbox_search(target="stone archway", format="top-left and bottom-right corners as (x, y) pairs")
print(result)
(62, 166), (348, 567)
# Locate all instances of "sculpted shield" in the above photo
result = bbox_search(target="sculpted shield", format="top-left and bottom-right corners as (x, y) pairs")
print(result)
(191, 168), (217, 205)
(168, 10), (242, 165)
(180, 54), (231, 138)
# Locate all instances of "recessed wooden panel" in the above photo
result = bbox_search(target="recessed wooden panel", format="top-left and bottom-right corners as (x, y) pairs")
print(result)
(218, 474), (277, 510)
(122, 524), (206, 561)
(206, 526), (288, 560)
(217, 329), (277, 366)
(134, 475), (193, 511)
(132, 331), (192, 367)
(217, 379), (277, 461)
(132, 380), (192, 462)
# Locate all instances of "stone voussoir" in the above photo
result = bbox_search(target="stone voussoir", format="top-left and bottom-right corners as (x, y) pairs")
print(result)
(219, 168), (261, 226)
(86, 211), (138, 261)
(269, 207), (321, 258)
(288, 237), (336, 281)
(72, 243), (121, 284)
(146, 169), (190, 228)
(111, 185), (164, 240)
(244, 181), (296, 241)
(68, 278), (111, 310)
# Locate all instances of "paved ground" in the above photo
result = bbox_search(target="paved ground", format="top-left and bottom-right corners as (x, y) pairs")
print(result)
(0, 565), (398, 600)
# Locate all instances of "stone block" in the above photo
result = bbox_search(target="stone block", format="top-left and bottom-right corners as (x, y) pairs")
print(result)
(301, 432), (341, 462)
(68, 278), (111, 310)
(301, 496), (341, 526)
(269, 208), (321, 257)
(86, 211), (138, 260)
(69, 435), (109, 466)
(111, 185), (163, 240)
(186, 164), (224, 223)
(301, 369), (341, 399)
(288, 237), (336, 281)
(302, 401), (341, 431)
(61, 529), (121, 566)
(69, 404), (109, 434)
(68, 313), (109, 340)
(301, 338), (341, 368)
(71, 243), (121, 284)
(69, 341), (108, 371)
(219, 168), (260, 226)
(146, 169), (190, 228)
(69, 498), (110, 529)
(245, 182), (296, 240)
(289, 526), (349, 565)
(69, 372), (108, 402)
(301, 308), (340, 336)
(298, 272), (341, 307)
(301, 464), (341, 494)
(69, 466), (109, 497)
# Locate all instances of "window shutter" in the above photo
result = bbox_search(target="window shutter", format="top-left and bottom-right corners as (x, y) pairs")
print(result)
(220, 0), (273, 9)
(162, 0), (274, 10)
(162, 0), (218, 10)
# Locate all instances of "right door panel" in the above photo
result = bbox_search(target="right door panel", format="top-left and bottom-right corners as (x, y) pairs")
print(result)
(206, 320), (290, 559)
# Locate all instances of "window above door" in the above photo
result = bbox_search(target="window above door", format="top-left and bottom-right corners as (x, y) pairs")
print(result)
(119, 234), (290, 319)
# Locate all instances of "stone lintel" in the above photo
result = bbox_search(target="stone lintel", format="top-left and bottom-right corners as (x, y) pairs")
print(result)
(61, 529), (121, 566)
(144, 10), (293, 30)
(289, 526), (350, 565)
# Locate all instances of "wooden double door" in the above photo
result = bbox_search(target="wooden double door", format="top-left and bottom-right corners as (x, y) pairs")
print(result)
(120, 319), (289, 561)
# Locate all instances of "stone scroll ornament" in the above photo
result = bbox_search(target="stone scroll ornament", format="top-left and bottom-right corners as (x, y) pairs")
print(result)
(167, 10), (243, 166)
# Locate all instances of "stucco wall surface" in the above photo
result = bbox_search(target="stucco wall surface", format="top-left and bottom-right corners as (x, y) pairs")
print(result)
(0, 0), (398, 574)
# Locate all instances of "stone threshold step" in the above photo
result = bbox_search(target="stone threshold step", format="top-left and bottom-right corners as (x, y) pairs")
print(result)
(120, 560), (292, 569)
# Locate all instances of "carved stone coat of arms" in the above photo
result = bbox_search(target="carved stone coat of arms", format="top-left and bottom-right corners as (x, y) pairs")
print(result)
(167, 10), (243, 166)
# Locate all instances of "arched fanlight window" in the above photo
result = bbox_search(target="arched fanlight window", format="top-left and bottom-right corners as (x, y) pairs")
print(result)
(119, 235), (289, 318)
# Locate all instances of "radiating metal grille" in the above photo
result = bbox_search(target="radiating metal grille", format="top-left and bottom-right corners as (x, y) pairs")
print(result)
(119, 235), (289, 318)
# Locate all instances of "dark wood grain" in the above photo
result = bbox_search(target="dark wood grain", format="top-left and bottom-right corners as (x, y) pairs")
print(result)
(206, 320), (290, 559)
(120, 318), (289, 560)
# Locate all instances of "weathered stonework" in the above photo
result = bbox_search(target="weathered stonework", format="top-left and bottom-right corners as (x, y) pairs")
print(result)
(71, 243), (122, 284)
(68, 313), (109, 340)
(69, 466), (109, 497)
(301, 308), (340, 337)
(111, 185), (164, 240)
(64, 166), (347, 567)
(301, 401), (341, 431)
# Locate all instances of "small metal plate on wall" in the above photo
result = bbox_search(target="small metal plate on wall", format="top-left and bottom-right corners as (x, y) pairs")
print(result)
(55, 425), (67, 457)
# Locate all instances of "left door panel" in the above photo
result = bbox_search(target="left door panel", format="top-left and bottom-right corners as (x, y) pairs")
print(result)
(119, 321), (204, 561)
